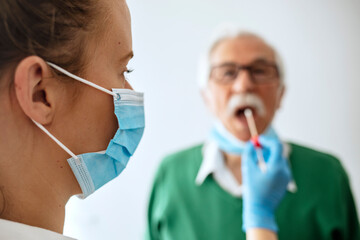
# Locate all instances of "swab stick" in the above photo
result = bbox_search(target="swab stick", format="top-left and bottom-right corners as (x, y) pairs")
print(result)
(244, 109), (267, 173)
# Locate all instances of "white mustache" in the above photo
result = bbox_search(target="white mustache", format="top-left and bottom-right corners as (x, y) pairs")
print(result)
(226, 93), (266, 117)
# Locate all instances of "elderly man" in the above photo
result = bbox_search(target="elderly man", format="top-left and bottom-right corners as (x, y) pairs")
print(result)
(145, 31), (360, 240)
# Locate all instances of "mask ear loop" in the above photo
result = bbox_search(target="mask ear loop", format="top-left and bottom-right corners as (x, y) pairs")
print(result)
(46, 62), (120, 100)
(31, 119), (81, 165)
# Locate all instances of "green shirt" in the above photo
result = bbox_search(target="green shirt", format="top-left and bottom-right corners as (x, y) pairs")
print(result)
(146, 143), (360, 240)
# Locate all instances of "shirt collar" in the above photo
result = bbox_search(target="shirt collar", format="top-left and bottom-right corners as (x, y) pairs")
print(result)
(195, 140), (297, 194)
(195, 140), (222, 186)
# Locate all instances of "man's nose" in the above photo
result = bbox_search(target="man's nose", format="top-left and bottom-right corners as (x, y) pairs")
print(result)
(231, 69), (255, 93)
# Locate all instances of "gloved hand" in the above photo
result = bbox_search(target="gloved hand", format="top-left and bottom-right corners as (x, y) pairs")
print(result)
(242, 136), (291, 233)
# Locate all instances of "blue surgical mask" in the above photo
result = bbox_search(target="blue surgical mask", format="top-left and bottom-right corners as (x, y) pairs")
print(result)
(210, 121), (278, 155)
(32, 62), (145, 198)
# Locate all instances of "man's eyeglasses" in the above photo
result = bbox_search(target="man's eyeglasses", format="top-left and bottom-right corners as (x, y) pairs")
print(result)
(210, 62), (279, 84)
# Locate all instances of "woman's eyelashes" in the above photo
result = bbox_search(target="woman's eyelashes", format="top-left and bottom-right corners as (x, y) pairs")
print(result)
(124, 68), (134, 81)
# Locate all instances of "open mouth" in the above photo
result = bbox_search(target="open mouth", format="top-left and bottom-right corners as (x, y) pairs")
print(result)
(235, 106), (255, 118)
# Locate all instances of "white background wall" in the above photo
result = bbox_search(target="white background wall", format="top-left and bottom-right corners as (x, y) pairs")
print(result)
(64, 0), (360, 239)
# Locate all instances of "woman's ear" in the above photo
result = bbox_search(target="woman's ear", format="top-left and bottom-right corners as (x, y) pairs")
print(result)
(14, 56), (56, 124)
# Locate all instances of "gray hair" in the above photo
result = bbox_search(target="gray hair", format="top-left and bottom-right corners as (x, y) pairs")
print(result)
(197, 27), (285, 89)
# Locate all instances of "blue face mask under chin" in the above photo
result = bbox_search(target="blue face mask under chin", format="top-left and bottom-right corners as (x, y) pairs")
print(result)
(210, 121), (278, 155)
(32, 62), (145, 198)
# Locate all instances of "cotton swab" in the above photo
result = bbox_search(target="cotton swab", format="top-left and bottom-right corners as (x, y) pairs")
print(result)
(244, 109), (267, 173)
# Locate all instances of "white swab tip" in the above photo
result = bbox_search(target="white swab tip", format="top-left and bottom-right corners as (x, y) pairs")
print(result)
(244, 108), (252, 118)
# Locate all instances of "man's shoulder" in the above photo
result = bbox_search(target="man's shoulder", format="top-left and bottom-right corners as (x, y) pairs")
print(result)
(289, 142), (340, 163)
(161, 143), (204, 167)
(154, 143), (204, 183)
(288, 142), (346, 178)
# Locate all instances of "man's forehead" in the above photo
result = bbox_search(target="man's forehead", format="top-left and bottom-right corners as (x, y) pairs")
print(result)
(209, 36), (276, 65)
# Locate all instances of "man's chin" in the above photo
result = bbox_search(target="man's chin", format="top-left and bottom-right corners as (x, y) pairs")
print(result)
(226, 120), (252, 142)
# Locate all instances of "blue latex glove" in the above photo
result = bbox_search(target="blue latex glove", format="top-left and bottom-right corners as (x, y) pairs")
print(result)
(242, 136), (291, 232)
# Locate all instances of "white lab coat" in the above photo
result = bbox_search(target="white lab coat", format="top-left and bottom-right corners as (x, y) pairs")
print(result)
(0, 218), (76, 240)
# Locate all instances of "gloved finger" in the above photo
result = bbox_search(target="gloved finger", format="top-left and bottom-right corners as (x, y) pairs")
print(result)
(258, 136), (283, 167)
